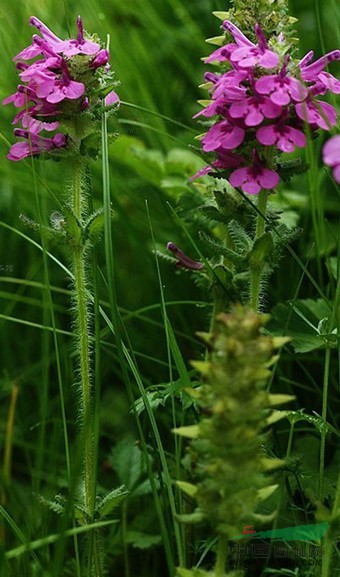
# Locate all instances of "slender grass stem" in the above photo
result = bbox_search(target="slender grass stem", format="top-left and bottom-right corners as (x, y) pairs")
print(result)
(321, 471), (340, 577)
(249, 189), (269, 312)
(318, 346), (331, 499)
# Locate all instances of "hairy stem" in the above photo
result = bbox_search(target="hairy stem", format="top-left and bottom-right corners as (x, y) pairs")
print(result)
(249, 188), (269, 312)
(70, 158), (101, 575)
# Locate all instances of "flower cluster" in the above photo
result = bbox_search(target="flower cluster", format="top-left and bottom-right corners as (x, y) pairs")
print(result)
(193, 19), (340, 193)
(3, 16), (119, 161)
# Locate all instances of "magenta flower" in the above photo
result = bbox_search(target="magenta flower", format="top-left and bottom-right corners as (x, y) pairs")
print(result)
(190, 149), (244, 181)
(7, 130), (67, 161)
(255, 58), (308, 105)
(105, 90), (120, 106)
(299, 49), (340, 83)
(202, 120), (245, 152)
(256, 121), (306, 152)
(229, 94), (282, 126)
(229, 151), (279, 194)
(4, 15), (119, 161)
(192, 18), (339, 193)
(295, 99), (337, 130)
(322, 135), (340, 183)
(223, 21), (280, 70)
(52, 16), (100, 57)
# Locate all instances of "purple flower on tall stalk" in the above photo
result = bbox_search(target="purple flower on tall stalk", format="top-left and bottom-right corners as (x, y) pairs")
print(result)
(323, 135), (340, 183)
(193, 18), (339, 194)
(3, 15), (120, 161)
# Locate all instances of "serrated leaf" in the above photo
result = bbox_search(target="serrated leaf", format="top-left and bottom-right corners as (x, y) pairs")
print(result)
(248, 233), (273, 267)
(97, 485), (129, 517)
(62, 205), (83, 247)
(227, 220), (252, 253)
(84, 209), (106, 243)
(199, 205), (226, 223)
(133, 390), (166, 416)
(35, 494), (66, 515)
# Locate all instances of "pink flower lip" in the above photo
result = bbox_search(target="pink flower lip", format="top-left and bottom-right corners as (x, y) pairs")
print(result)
(105, 90), (120, 106)
(229, 150), (279, 194)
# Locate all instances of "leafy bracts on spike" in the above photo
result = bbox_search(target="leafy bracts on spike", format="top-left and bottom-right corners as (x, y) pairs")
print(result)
(175, 307), (292, 544)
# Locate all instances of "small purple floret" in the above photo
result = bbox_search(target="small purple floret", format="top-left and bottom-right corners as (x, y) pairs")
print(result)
(167, 242), (204, 271)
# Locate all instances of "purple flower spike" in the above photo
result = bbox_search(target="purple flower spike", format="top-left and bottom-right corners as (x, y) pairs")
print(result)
(167, 242), (204, 270)
(202, 120), (245, 152)
(4, 15), (119, 162)
(322, 135), (340, 183)
(229, 151), (279, 194)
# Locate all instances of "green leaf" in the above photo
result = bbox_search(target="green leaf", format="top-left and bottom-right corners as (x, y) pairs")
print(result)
(62, 205), (83, 247)
(84, 208), (107, 243)
(176, 481), (197, 498)
(269, 299), (331, 353)
(35, 494), (66, 516)
(176, 511), (204, 524)
(109, 438), (143, 490)
(248, 233), (274, 267)
(125, 530), (161, 549)
(199, 205), (226, 223)
(96, 485), (129, 517)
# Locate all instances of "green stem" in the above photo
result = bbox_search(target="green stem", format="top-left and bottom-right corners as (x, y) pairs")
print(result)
(321, 471), (340, 577)
(249, 188), (269, 312)
(70, 158), (101, 575)
(318, 346), (331, 499)
(214, 534), (228, 577)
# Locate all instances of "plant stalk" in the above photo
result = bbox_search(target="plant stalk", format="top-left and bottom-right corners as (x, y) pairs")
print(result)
(249, 188), (269, 312)
(214, 534), (228, 577)
(318, 345), (331, 499)
(70, 158), (101, 575)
